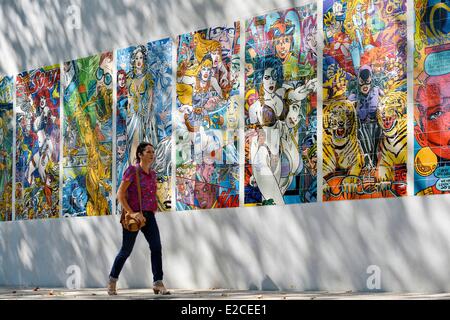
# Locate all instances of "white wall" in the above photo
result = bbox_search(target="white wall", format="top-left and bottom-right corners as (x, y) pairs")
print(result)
(1, 0), (450, 292)
(1, 195), (450, 291)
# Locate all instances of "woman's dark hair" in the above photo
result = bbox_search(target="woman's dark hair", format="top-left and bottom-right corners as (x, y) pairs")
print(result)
(254, 55), (284, 92)
(136, 142), (154, 163)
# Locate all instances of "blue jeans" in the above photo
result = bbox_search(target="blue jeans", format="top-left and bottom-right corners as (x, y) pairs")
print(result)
(109, 211), (163, 282)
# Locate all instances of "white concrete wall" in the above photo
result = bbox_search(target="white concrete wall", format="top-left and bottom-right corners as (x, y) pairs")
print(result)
(1, 195), (450, 291)
(1, 0), (450, 292)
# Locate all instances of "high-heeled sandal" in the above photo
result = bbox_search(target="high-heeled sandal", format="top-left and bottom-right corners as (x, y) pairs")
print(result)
(153, 280), (171, 295)
(107, 278), (118, 295)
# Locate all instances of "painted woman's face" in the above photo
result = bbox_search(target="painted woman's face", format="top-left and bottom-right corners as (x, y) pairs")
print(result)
(286, 103), (301, 128)
(200, 66), (211, 82)
(211, 50), (220, 68)
(135, 51), (144, 69)
(263, 68), (277, 94)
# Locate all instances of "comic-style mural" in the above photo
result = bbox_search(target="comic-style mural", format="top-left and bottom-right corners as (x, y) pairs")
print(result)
(5, 2), (450, 223)
(15, 66), (60, 220)
(414, 0), (450, 195)
(116, 38), (173, 212)
(322, 0), (408, 201)
(63, 53), (113, 216)
(175, 23), (241, 210)
(0, 76), (13, 221)
(244, 5), (318, 206)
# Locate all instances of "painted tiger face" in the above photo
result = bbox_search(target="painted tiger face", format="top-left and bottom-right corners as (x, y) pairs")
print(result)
(377, 91), (406, 136)
(324, 101), (357, 147)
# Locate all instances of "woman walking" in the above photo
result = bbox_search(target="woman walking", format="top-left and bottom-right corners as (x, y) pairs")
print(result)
(108, 142), (170, 295)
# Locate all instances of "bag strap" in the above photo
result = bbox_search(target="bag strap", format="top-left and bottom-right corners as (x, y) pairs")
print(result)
(135, 165), (143, 212)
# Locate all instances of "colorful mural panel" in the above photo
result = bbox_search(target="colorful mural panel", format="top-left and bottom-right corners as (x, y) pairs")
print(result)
(116, 38), (173, 212)
(322, 0), (408, 201)
(175, 23), (241, 210)
(414, 0), (450, 195)
(63, 53), (113, 216)
(0, 76), (14, 221)
(5, 2), (450, 223)
(15, 66), (60, 219)
(244, 5), (318, 206)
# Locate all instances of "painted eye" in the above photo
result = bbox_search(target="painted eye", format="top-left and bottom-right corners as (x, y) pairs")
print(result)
(210, 28), (222, 37)
(429, 111), (442, 120)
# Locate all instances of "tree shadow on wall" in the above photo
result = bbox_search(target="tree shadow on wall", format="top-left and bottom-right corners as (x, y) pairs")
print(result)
(0, 214), (122, 288)
(0, 0), (289, 74)
(3, 0), (450, 294)
(162, 191), (450, 293)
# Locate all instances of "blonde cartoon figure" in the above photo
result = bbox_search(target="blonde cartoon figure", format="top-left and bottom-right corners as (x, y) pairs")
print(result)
(194, 33), (230, 98)
(73, 106), (111, 216)
(127, 45), (156, 166)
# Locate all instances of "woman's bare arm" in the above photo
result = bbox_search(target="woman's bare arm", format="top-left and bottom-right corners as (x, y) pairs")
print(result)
(117, 180), (135, 213)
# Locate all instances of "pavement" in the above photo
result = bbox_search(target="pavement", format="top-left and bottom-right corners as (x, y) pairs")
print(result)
(1, 287), (449, 300)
